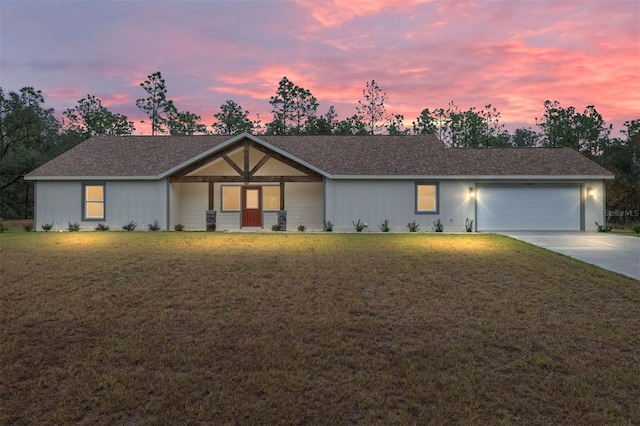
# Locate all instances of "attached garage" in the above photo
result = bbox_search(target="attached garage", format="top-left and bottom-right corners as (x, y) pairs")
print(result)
(476, 184), (582, 231)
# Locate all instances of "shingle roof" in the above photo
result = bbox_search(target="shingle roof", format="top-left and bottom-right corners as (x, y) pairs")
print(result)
(26, 133), (614, 179)
(26, 135), (230, 177)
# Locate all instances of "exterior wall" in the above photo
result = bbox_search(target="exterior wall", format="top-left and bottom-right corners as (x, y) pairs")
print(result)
(282, 182), (324, 230)
(170, 181), (323, 230)
(172, 182), (208, 230)
(325, 178), (608, 232)
(34, 181), (82, 231)
(34, 177), (608, 233)
(325, 179), (475, 232)
(34, 180), (168, 231)
(584, 179), (606, 231)
(213, 182), (241, 230)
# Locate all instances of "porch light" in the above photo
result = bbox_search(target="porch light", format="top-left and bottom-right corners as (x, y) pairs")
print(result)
(469, 187), (475, 197)
(587, 187), (594, 198)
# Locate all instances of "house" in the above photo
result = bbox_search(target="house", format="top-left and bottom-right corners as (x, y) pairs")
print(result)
(25, 133), (614, 232)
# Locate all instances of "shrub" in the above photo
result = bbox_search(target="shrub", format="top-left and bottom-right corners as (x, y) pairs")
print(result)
(465, 218), (474, 232)
(433, 219), (444, 232)
(297, 225), (306, 232)
(41, 223), (53, 232)
(206, 223), (216, 232)
(174, 223), (185, 231)
(271, 224), (281, 231)
(148, 220), (161, 231)
(95, 223), (110, 231)
(324, 220), (333, 232)
(633, 223), (640, 234)
(67, 222), (81, 232)
(353, 220), (367, 232)
(379, 219), (390, 232)
(23, 223), (34, 232)
(122, 221), (137, 231)
(595, 221), (611, 233)
(0, 219), (8, 233)
(406, 220), (420, 232)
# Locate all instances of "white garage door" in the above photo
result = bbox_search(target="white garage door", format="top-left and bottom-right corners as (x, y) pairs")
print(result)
(477, 185), (581, 231)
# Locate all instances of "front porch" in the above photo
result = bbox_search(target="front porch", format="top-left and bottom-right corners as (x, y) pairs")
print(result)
(168, 137), (325, 231)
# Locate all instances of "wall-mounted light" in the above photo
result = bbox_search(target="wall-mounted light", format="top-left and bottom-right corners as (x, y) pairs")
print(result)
(587, 187), (594, 198)
(469, 187), (475, 197)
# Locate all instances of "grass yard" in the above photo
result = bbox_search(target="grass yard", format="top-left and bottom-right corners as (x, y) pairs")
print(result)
(1, 232), (638, 425)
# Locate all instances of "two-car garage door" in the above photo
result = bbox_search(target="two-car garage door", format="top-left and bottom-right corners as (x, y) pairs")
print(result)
(476, 184), (581, 231)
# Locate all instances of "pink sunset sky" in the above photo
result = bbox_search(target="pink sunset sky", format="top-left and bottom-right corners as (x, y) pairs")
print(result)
(1, 0), (638, 135)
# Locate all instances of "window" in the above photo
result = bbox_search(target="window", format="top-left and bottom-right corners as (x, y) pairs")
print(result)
(83, 183), (105, 220)
(416, 183), (439, 213)
(221, 186), (241, 211)
(245, 188), (260, 209)
(263, 186), (280, 211)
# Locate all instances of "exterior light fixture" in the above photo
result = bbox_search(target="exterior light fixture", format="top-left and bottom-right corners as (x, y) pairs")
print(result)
(587, 187), (594, 198)
(469, 187), (475, 197)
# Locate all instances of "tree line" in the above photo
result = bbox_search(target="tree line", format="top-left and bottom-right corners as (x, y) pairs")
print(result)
(0, 72), (638, 224)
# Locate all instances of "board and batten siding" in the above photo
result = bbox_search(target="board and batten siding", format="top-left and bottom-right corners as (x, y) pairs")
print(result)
(34, 181), (82, 231)
(34, 180), (168, 231)
(324, 179), (476, 232)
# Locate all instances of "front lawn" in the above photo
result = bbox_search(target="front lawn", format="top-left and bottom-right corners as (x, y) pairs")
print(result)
(1, 233), (638, 424)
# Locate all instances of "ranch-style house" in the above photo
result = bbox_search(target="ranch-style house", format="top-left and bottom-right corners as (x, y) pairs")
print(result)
(25, 133), (614, 232)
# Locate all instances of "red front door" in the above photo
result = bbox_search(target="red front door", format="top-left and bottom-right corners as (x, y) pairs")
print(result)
(242, 186), (262, 227)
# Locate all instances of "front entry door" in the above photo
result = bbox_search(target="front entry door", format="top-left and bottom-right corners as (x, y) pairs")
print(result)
(242, 186), (262, 227)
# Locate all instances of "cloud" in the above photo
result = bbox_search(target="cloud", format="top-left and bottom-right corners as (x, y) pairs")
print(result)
(294, 0), (434, 26)
(1, 0), (637, 135)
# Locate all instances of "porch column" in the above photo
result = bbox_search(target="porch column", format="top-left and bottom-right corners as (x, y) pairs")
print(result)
(278, 179), (286, 231)
(206, 181), (216, 231)
(208, 181), (214, 210)
(279, 179), (285, 210)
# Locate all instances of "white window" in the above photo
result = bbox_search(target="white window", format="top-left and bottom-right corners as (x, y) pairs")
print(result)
(83, 184), (105, 220)
(416, 183), (438, 213)
(263, 186), (280, 211)
(221, 186), (241, 211)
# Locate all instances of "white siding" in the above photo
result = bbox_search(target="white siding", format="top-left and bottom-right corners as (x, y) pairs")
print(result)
(174, 182), (208, 230)
(284, 182), (324, 230)
(34, 180), (168, 231)
(34, 181), (81, 231)
(35, 178), (608, 233)
(213, 183), (241, 230)
(325, 179), (475, 232)
(106, 181), (168, 230)
(584, 180), (606, 232)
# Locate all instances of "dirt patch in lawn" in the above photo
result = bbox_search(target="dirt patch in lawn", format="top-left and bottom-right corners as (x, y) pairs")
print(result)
(1, 233), (638, 424)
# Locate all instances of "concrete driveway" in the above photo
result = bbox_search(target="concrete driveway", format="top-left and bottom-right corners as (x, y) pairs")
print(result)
(499, 232), (640, 281)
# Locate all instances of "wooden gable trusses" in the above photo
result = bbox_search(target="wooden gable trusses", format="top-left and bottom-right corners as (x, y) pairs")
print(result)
(170, 138), (323, 184)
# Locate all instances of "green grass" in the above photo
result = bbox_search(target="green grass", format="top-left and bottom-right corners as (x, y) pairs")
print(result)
(612, 229), (640, 237)
(1, 232), (639, 424)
